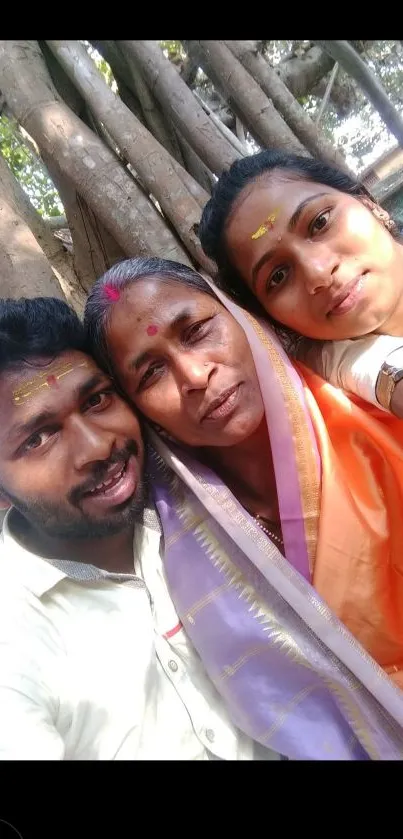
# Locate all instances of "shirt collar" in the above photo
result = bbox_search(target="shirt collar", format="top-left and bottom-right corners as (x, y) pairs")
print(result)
(2, 509), (68, 597)
(1, 504), (162, 598)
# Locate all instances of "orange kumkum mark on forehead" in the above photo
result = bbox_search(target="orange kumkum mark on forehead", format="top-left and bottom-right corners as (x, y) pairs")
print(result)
(251, 210), (279, 240)
(12, 361), (90, 406)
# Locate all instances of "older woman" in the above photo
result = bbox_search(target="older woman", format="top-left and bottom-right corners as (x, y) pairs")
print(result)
(199, 149), (403, 417)
(84, 256), (403, 760)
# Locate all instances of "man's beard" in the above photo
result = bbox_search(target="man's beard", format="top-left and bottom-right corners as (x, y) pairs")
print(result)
(2, 440), (146, 541)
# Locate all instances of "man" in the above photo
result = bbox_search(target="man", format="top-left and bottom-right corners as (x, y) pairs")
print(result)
(0, 296), (278, 760)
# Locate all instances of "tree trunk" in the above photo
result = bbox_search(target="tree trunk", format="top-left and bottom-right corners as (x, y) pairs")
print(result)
(0, 152), (86, 312)
(46, 215), (67, 230)
(46, 159), (128, 296)
(276, 45), (334, 98)
(0, 41), (190, 267)
(0, 164), (66, 300)
(39, 39), (130, 288)
(91, 40), (145, 121)
(225, 40), (351, 172)
(93, 40), (211, 209)
(46, 40), (209, 270)
(314, 40), (403, 149)
(192, 88), (248, 156)
(188, 40), (307, 155)
(116, 45), (185, 166)
(118, 40), (240, 175)
(174, 131), (215, 195)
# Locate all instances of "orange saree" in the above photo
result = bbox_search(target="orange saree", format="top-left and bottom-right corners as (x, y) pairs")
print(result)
(298, 362), (403, 688)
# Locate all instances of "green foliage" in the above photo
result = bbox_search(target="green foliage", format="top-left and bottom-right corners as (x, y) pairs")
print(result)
(0, 114), (63, 217)
(159, 41), (186, 64)
(81, 41), (117, 90)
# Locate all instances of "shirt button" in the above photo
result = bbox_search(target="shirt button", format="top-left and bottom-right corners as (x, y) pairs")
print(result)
(168, 659), (178, 672)
(205, 728), (215, 743)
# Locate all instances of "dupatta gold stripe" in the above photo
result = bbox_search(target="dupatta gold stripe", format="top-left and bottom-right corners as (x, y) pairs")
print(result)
(243, 311), (320, 574)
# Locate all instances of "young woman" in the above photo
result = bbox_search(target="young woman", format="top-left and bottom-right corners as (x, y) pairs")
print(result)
(84, 257), (403, 760)
(198, 149), (403, 417)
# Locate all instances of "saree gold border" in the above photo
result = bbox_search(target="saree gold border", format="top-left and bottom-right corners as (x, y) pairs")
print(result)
(243, 311), (320, 574)
(260, 683), (322, 745)
(176, 495), (379, 757)
(164, 514), (208, 550)
(182, 473), (398, 757)
(321, 675), (380, 760)
(150, 446), (403, 754)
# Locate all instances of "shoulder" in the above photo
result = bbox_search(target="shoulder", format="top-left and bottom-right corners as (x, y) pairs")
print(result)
(0, 531), (64, 655)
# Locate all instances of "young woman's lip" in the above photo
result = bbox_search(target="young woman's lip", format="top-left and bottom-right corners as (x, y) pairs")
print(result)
(326, 275), (364, 316)
(201, 384), (239, 421)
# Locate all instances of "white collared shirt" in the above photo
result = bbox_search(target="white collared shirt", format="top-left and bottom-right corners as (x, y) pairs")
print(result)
(0, 509), (279, 761)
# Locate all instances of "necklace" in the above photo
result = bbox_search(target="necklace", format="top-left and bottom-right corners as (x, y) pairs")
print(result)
(254, 514), (284, 548)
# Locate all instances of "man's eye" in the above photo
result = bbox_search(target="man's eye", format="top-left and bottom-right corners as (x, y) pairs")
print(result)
(85, 390), (113, 410)
(26, 433), (43, 450)
(23, 430), (52, 452)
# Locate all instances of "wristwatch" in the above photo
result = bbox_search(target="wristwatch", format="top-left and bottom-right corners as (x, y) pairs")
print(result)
(376, 361), (403, 411)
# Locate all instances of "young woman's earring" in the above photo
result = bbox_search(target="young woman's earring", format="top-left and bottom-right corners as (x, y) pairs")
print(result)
(360, 195), (398, 236)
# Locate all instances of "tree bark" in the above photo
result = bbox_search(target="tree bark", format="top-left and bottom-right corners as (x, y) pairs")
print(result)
(46, 40), (209, 270)
(116, 45), (185, 166)
(225, 40), (350, 172)
(44, 157), (127, 295)
(92, 40), (211, 208)
(174, 131), (215, 195)
(0, 41), (190, 268)
(0, 152), (86, 312)
(188, 40), (307, 155)
(0, 164), (67, 301)
(310, 71), (358, 118)
(276, 45), (334, 98)
(192, 88), (247, 156)
(39, 38), (129, 287)
(314, 40), (403, 149)
(118, 40), (240, 175)
(95, 40), (185, 167)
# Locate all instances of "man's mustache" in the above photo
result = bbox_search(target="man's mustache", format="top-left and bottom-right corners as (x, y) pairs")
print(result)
(68, 439), (140, 505)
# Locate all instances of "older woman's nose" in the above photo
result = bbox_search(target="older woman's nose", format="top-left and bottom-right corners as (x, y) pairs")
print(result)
(179, 356), (212, 395)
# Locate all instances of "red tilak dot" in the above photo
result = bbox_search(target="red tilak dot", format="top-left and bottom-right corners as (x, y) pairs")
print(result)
(146, 325), (158, 336)
(46, 375), (58, 388)
(104, 285), (120, 301)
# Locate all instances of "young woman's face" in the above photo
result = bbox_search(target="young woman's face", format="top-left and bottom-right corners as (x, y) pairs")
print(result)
(225, 174), (403, 340)
(106, 279), (265, 448)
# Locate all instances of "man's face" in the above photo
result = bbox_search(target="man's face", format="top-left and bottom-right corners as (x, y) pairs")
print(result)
(0, 350), (144, 539)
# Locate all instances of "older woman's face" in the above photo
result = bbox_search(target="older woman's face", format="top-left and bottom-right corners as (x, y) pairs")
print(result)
(106, 279), (264, 447)
(225, 174), (403, 340)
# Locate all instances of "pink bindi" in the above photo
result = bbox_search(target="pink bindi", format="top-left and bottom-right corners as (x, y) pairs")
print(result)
(146, 325), (158, 336)
(104, 285), (120, 301)
(46, 375), (58, 389)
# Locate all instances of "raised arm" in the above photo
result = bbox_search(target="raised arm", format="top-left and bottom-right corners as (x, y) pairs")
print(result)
(297, 335), (403, 418)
